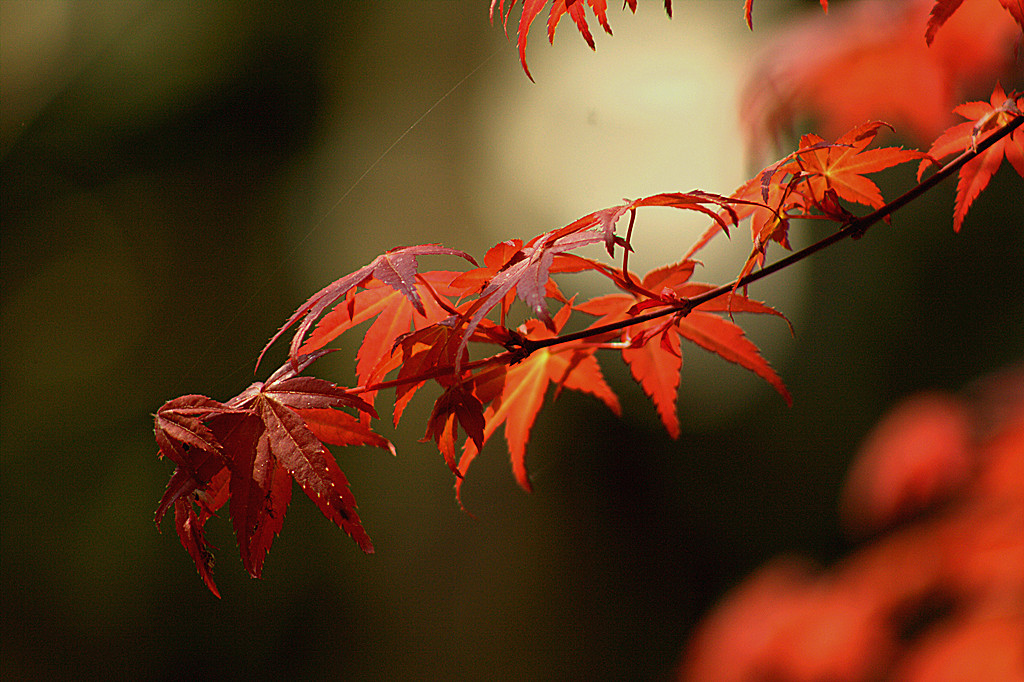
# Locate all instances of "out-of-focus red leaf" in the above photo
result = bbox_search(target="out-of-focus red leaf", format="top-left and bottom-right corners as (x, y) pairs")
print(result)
(678, 557), (819, 682)
(841, 393), (971, 534)
(678, 368), (1024, 682)
(741, 0), (1022, 153)
(894, 612), (1024, 682)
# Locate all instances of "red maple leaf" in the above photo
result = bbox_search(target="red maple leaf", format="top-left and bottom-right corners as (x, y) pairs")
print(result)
(154, 354), (388, 595)
(741, 0), (1022, 152)
(490, 0), (672, 81)
(457, 229), (607, 357)
(454, 191), (745, 357)
(689, 122), (931, 289)
(789, 121), (932, 211)
(918, 84), (1024, 231)
(454, 303), (620, 506)
(298, 270), (466, 419)
(679, 371), (1024, 682)
(421, 361), (510, 476)
(577, 261), (791, 438)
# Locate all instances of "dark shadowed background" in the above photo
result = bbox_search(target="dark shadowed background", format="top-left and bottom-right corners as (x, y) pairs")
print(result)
(2, 1), (1021, 679)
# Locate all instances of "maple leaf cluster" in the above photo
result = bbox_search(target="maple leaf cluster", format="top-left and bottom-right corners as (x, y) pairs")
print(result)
(154, 354), (388, 597)
(153, 0), (1024, 596)
(677, 367), (1024, 682)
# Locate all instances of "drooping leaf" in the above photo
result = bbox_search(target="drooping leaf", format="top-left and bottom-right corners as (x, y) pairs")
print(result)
(423, 382), (488, 474)
(254, 394), (373, 553)
(153, 396), (249, 525)
(174, 497), (221, 599)
(154, 395), (224, 466)
(218, 410), (290, 579)
(924, 0), (964, 44)
(156, 358), (388, 594)
(491, 0), (670, 81)
(578, 261), (791, 438)
(455, 305), (620, 505)
(677, 310), (791, 405)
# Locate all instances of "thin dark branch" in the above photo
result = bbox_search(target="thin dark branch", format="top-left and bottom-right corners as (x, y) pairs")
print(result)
(518, 114), (1023, 355)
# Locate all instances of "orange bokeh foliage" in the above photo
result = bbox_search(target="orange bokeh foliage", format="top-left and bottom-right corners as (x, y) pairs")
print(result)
(678, 366), (1024, 682)
(741, 0), (1023, 154)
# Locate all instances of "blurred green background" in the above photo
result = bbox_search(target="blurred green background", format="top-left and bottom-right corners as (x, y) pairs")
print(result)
(2, 1), (1021, 680)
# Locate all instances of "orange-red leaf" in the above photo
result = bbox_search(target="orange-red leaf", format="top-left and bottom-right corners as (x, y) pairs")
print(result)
(455, 310), (620, 505)
(300, 272), (462, 373)
(677, 311), (791, 406)
(623, 328), (682, 438)
(919, 84), (1024, 231)
(259, 245), (474, 371)
(793, 122), (932, 211)
(491, 0), (668, 81)
(294, 407), (395, 455)
(579, 261), (791, 437)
